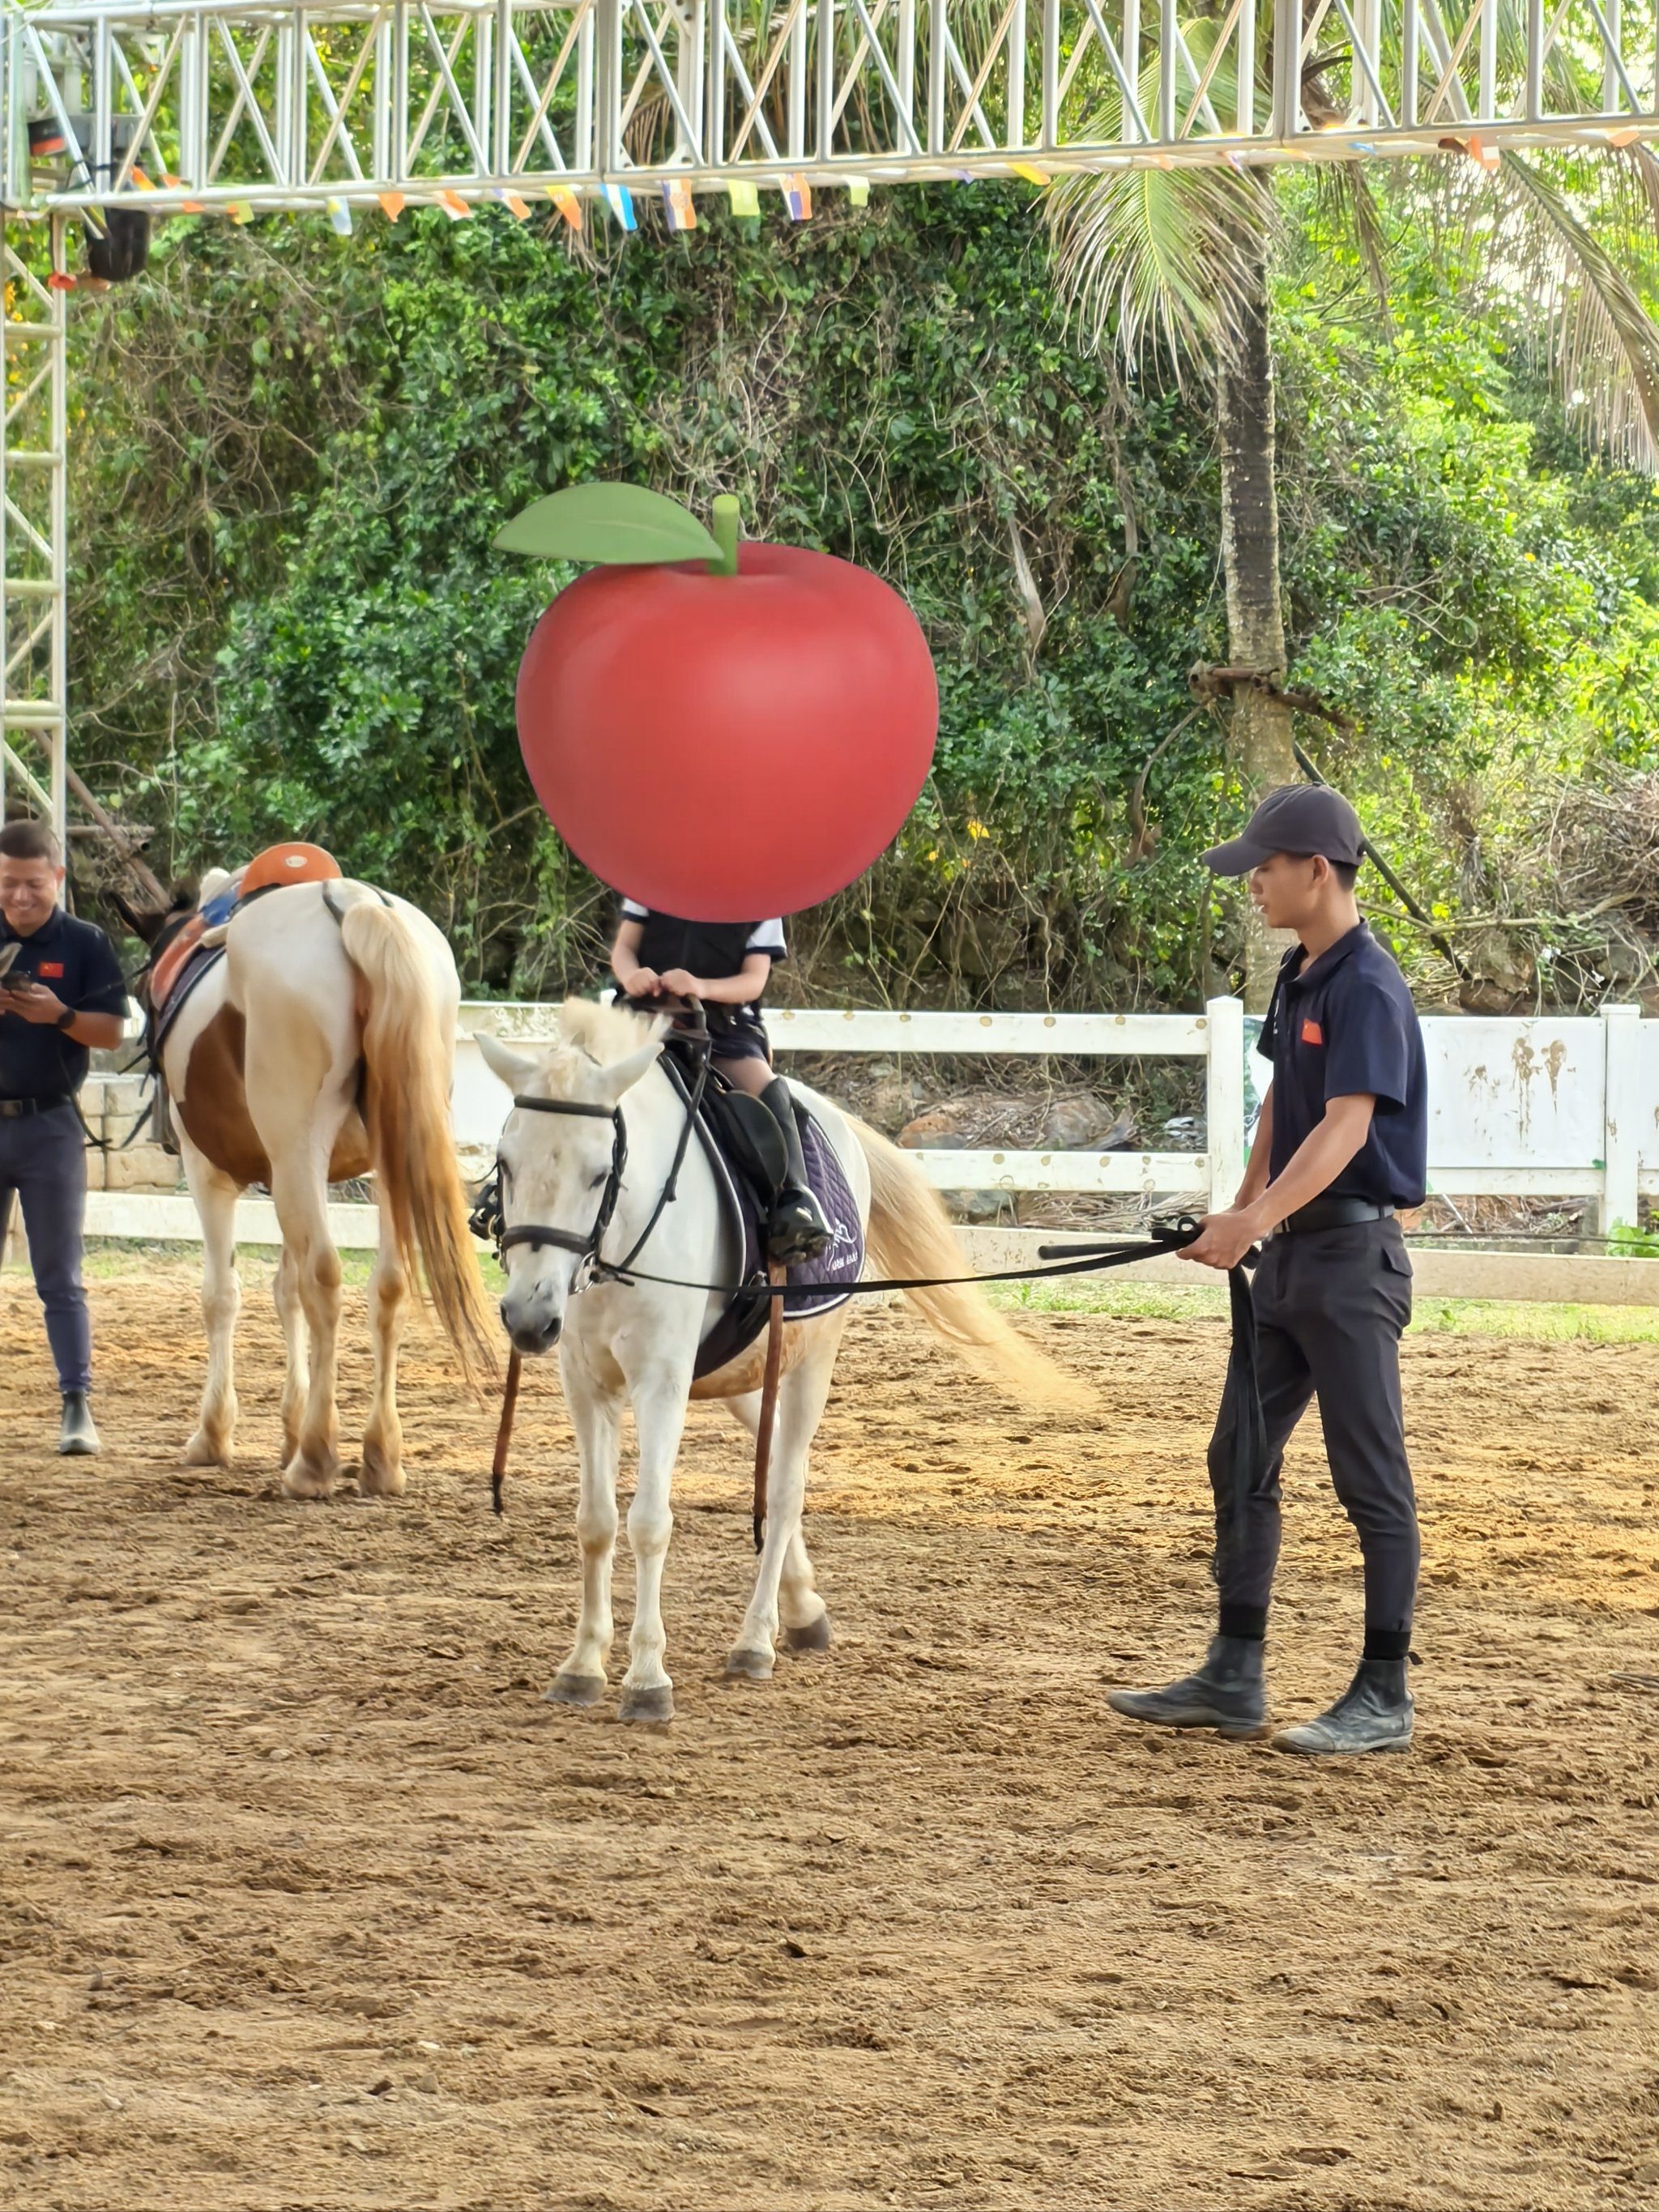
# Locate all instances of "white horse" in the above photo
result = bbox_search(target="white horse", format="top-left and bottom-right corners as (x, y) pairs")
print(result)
(127, 874), (494, 1494)
(477, 998), (1081, 1720)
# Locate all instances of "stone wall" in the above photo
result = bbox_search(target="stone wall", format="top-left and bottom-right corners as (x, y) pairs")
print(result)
(80, 1075), (179, 1193)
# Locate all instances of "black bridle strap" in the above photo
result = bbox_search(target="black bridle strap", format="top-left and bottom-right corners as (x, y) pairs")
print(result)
(493, 1046), (709, 1276)
(497, 1096), (625, 1260)
(613, 1044), (709, 1276)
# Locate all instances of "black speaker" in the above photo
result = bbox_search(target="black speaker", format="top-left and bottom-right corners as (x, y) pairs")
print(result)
(83, 207), (149, 284)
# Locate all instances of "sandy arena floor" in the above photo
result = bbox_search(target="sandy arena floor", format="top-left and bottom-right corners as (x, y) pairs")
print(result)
(2, 1265), (1658, 2212)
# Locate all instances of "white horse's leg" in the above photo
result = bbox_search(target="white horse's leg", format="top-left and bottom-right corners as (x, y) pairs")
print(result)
(725, 1384), (833, 1654)
(546, 1356), (624, 1706)
(273, 1242), (309, 1467)
(727, 1328), (842, 1679)
(181, 1136), (241, 1467)
(616, 1365), (692, 1724)
(359, 1184), (411, 1497)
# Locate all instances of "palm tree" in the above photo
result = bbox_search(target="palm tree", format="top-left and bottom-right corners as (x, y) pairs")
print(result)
(1047, 21), (1659, 1007)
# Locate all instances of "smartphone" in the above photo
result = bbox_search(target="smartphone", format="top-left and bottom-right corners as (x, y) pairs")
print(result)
(0, 940), (21, 984)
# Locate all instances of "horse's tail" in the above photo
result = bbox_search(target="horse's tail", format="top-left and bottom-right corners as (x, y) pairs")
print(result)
(337, 895), (497, 1389)
(851, 1119), (1090, 1410)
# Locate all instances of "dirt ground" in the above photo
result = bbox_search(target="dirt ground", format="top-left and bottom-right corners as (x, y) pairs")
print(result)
(3, 1267), (1658, 2212)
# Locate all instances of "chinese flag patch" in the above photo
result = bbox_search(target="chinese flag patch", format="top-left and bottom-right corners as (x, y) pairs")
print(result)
(38, 961), (64, 978)
(1300, 1016), (1324, 1045)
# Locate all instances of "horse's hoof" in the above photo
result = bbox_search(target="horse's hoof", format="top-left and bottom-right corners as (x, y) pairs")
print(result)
(724, 1647), (775, 1681)
(783, 1612), (833, 1654)
(280, 1456), (337, 1501)
(618, 1684), (675, 1724)
(545, 1673), (607, 1708)
(357, 1453), (407, 1498)
(183, 1430), (228, 1468)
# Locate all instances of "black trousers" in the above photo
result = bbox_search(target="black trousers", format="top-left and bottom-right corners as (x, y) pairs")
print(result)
(1209, 1216), (1419, 1643)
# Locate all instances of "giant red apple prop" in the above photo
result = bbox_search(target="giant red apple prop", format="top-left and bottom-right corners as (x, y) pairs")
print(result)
(497, 484), (938, 920)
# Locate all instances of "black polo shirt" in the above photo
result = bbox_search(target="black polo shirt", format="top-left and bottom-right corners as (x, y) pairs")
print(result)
(1258, 923), (1427, 1208)
(0, 907), (129, 1100)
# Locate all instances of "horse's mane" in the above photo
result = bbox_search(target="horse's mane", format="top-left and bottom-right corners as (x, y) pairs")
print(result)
(555, 995), (662, 1065)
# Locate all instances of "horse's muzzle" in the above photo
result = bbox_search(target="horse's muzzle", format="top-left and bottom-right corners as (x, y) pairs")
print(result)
(503, 1307), (561, 1357)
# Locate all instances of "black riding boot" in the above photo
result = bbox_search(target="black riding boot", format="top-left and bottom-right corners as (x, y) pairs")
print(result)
(760, 1077), (832, 1264)
(58, 1391), (100, 1457)
(1271, 1658), (1414, 1755)
(1107, 1634), (1267, 1737)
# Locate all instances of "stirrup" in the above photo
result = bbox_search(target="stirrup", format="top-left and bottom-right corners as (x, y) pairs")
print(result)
(767, 1189), (832, 1264)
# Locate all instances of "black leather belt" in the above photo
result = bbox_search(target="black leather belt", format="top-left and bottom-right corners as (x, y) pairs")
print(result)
(1276, 1197), (1396, 1235)
(0, 1096), (71, 1119)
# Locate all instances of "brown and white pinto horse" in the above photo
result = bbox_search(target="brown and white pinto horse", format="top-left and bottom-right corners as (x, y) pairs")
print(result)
(125, 871), (493, 1495)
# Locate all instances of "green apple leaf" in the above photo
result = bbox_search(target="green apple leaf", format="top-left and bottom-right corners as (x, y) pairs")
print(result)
(494, 482), (723, 565)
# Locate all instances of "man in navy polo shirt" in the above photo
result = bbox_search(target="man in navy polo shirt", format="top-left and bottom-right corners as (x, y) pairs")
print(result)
(1, 818), (130, 1455)
(1109, 785), (1427, 1755)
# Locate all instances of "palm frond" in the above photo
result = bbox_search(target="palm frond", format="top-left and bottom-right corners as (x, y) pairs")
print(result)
(1495, 151), (1659, 471)
(1045, 34), (1275, 373)
(1311, 160), (1395, 330)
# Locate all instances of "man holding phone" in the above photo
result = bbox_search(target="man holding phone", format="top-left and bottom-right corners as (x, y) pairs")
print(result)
(0, 818), (130, 1454)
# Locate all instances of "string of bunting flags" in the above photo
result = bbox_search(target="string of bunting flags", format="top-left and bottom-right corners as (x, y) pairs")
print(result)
(49, 128), (1540, 276)
(52, 166), (969, 271)
(36, 161), (1104, 288)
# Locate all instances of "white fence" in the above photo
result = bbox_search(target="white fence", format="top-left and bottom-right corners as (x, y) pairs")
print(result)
(79, 997), (1658, 1249)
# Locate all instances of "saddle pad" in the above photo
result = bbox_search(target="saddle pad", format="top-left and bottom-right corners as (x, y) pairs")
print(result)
(151, 940), (226, 1055)
(149, 913), (207, 1016)
(656, 1060), (864, 1382)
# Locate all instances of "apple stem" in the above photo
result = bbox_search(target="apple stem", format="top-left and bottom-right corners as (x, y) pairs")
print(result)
(708, 494), (741, 577)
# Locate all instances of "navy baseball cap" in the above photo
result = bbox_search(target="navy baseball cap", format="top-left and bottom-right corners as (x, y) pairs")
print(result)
(1201, 784), (1366, 876)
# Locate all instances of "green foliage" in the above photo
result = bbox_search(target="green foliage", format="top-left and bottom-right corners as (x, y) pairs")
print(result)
(65, 180), (1659, 1007)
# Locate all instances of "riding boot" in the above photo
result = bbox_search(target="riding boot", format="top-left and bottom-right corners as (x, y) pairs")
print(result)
(1107, 1634), (1267, 1737)
(58, 1391), (100, 1457)
(760, 1077), (832, 1265)
(1271, 1658), (1414, 1756)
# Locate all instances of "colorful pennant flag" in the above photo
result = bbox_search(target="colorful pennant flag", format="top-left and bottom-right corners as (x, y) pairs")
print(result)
(603, 183), (636, 231)
(1010, 162), (1050, 185)
(377, 190), (407, 221)
(662, 178), (697, 231)
(497, 189), (531, 221)
(438, 190), (473, 219)
(228, 201), (254, 224)
(550, 186), (583, 231)
(326, 197), (353, 236)
(845, 177), (870, 207)
(727, 178), (761, 218)
(782, 173), (812, 220)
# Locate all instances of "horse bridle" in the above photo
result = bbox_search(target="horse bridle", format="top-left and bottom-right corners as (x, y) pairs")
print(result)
(474, 1036), (711, 1294)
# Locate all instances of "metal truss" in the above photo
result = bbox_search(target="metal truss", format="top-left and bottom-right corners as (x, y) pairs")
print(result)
(1, 215), (66, 846)
(2, 4), (1655, 857)
(1, 2), (1656, 220)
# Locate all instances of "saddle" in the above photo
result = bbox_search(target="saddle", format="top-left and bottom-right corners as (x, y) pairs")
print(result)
(149, 842), (344, 1044)
(143, 844), (344, 1149)
(657, 1046), (864, 1381)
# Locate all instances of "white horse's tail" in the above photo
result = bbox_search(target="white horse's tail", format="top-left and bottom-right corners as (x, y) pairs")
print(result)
(337, 897), (497, 1388)
(851, 1119), (1090, 1410)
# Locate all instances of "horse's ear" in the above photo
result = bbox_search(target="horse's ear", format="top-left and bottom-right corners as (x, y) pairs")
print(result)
(476, 1030), (542, 1093)
(593, 1035), (663, 1105)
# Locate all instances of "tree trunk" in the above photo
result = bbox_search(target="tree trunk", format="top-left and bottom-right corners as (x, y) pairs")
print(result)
(1216, 237), (1296, 1012)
